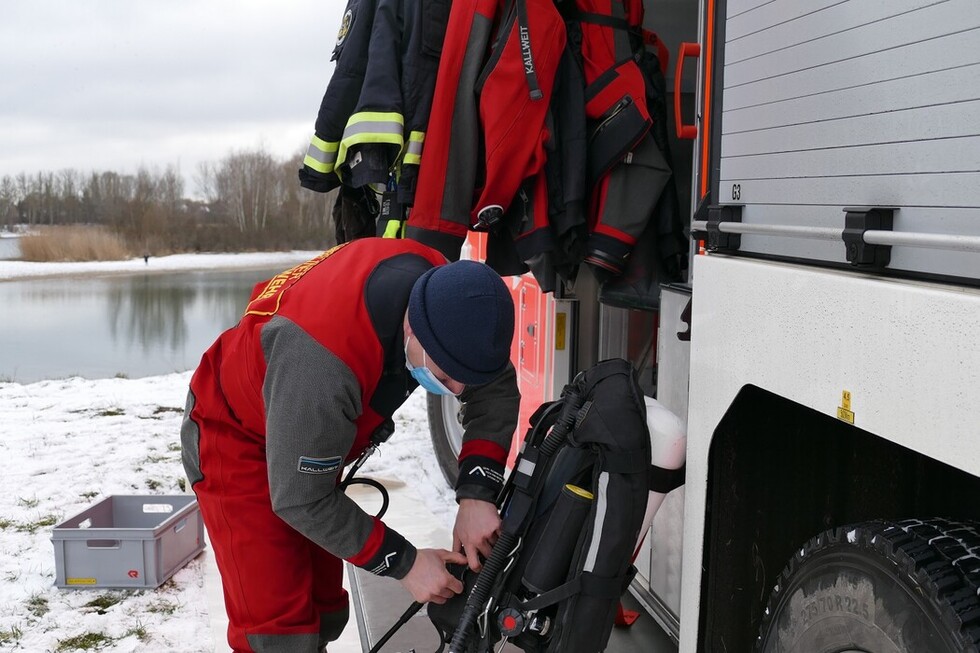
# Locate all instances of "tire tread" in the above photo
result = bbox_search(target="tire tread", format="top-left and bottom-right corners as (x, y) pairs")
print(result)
(756, 518), (980, 652)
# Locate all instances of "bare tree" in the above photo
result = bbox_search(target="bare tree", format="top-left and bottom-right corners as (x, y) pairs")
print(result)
(210, 149), (278, 233)
(0, 176), (18, 230)
(58, 169), (81, 224)
(15, 173), (37, 226)
(5, 143), (337, 250)
(158, 165), (184, 214)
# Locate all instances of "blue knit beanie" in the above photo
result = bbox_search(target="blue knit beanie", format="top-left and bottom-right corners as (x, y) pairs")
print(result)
(408, 260), (514, 386)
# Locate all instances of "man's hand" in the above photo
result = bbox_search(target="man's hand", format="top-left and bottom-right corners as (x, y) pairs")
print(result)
(453, 498), (501, 572)
(399, 548), (467, 604)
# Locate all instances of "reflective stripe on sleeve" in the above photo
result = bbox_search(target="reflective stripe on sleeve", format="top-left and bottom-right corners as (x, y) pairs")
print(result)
(403, 131), (425, 166)
(303, 135), (339, 174)
(336, 112), (405, 169)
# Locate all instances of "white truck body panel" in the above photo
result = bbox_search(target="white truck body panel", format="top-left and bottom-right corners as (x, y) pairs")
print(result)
(678, 253), (980, 648)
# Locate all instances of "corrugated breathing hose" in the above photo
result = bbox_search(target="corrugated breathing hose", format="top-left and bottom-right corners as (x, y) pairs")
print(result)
(447, 391), (584, 653)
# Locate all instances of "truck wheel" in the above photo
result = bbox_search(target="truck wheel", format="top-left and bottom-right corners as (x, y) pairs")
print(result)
(427, 393), (463, 487)
(756, 518), (980, 653)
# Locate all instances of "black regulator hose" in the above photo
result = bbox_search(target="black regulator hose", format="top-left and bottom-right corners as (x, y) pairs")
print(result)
(341, 477), (390, 519)
(447, 531), (519, 653)
(368, 600), (424, 653)
(448, 391), (584, 653)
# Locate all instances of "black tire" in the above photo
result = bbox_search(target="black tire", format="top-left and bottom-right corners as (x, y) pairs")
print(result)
(756, 518), (980, 653)
(427, 393), (463, 488)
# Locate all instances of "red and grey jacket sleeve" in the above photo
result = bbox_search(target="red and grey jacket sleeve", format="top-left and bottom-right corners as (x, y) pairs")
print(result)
(455, 362), (521, 503)
(261, 315), (416, 579)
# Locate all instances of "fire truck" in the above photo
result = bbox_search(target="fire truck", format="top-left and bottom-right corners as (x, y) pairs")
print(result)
(426, 0), (980, 650)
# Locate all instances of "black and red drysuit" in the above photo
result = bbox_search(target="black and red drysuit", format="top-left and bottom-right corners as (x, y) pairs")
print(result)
(181, 238), (518, 652)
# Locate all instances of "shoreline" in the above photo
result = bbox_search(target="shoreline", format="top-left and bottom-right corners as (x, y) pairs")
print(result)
(0, 250), (324, 282)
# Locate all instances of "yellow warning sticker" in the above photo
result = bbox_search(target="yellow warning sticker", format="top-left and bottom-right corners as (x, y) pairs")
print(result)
(837, 390), (854, 424)
(67, 578), (97, 585)
(555, 313), (567, 351)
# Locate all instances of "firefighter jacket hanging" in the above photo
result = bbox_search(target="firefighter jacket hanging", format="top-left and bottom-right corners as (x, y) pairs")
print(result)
(298, 0), (450, 207)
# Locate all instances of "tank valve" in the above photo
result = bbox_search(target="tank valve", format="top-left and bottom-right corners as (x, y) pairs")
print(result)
(497, 608), (526, 637)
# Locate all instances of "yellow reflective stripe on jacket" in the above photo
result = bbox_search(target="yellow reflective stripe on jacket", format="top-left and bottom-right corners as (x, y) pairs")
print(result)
(403, 131), (425, 166)
(336, 112), (405, 169)
(345, 111), (405, 127)
(303, 135), (339, 174)
(381, 219), (406, 239)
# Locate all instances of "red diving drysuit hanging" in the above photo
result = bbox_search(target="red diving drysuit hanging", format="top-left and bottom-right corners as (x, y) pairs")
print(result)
(405, 0), (566, 261)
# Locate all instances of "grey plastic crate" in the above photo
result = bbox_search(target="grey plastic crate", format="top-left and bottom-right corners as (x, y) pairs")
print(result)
(51, 495), (205, 589)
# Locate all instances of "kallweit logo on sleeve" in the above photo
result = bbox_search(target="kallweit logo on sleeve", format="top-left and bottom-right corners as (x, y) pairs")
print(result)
(297, 455), (342, 475)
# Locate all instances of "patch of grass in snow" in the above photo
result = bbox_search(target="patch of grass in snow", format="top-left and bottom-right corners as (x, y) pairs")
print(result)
(146, 597), (181, 615)
(26, 593), (49, 618)
(0, 625), (24, 645)
(17, 496), (40, 508)
(145, 479), (163, 490)
(82, 593), (125, 614)
(124, 620), (150, 643)
(97, 408), (125, 417)
(15, 514), (59, 534)
(167, 442), (182, 452)
(0, 517), (14, 529)
(80, 491), (99, 500)
(177, 478), (187, 492)
(142, 453), (173, 464)
(153, 406), (183, 415)
(54, 631), (115, 651)
(114, 372), (129, 379)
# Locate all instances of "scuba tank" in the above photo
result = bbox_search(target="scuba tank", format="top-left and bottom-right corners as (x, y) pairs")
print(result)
(424, 358), (686, 653)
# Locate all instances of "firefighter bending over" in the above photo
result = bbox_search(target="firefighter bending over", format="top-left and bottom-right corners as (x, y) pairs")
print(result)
(181, 238), (519, 652)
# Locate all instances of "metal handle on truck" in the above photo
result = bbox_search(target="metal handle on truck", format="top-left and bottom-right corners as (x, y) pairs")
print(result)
(691, 220), (980, 253)
(675, 42), (700, 140)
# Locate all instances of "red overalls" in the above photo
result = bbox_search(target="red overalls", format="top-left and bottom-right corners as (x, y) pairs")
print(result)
(184, 239), (447, 652)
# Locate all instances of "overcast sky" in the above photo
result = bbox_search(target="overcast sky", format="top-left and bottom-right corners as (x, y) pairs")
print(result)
(0, 1), (341, 197)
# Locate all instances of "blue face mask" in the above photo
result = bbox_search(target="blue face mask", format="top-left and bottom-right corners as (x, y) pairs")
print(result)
(404, 336), (456, 396)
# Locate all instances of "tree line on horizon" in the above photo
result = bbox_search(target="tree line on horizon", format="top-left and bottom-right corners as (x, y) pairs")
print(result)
(0, 147), (338, 254)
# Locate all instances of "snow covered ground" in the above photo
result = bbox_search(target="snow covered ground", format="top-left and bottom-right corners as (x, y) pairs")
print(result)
(0, 250), (326, 282)
(0, 254), (457, 652)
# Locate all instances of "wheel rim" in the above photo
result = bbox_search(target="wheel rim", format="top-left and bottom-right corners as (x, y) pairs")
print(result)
(440, 394), (464, 458)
